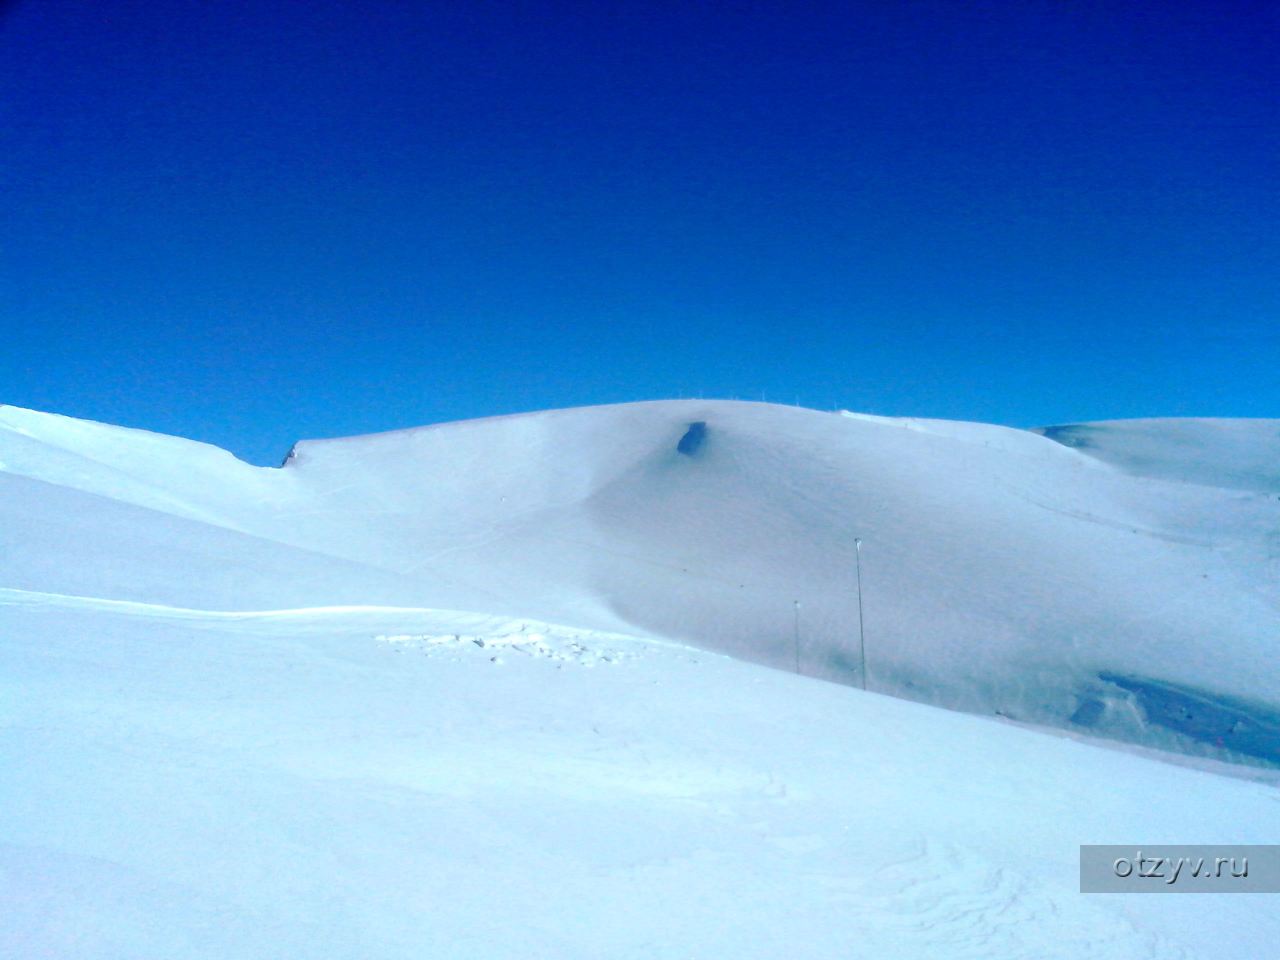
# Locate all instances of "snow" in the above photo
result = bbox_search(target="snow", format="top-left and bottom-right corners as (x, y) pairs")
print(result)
(2, 400), (1279, 957)
(1034, 418), (1280, 493)
(4, 400), (1276, 759)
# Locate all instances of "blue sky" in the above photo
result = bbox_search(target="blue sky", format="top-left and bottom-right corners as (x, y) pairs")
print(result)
(2, 0), (1276, 465)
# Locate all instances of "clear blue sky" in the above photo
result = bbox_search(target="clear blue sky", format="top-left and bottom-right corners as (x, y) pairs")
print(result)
(2, 0), (1276, 465)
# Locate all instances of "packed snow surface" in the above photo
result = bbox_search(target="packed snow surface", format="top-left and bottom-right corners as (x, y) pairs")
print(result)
(2, 400), (1278, 957)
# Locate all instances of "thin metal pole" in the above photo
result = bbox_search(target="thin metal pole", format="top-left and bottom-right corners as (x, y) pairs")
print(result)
(793, 600), (801, 674)
(854, 538), (866, 690)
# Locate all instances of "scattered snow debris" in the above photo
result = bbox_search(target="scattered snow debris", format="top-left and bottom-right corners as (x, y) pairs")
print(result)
(374, 625), (649, 667)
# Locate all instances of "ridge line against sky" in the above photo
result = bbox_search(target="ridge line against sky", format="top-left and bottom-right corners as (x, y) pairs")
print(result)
(2, 0), (1276, 465)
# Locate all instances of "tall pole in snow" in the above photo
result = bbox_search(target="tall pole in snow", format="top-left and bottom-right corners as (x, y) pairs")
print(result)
(793, 600), (801, 674)
(854, 537), (867, 690)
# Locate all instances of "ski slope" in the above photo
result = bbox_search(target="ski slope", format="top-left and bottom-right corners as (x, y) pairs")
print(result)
(2, 401), (1277, 763)
(2, 587), (1278, 960)
(2, 400), (1279, 957)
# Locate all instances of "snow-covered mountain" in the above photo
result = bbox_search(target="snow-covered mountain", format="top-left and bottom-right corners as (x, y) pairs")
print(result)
(3, 401), (1277, 763)
(2, 401), (1278, 958)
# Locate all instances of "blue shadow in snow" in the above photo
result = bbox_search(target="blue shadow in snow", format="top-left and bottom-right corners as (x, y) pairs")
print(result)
(1098, 671), (1280, 764)
(677, 421), (708, 456)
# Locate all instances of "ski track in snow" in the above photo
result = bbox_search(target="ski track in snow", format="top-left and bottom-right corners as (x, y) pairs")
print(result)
(809, 840), (1184, 960)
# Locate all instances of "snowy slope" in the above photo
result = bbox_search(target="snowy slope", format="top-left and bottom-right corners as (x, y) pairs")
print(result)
(2, 401), (1277, 765)
(1035, 418), (1280, 493)
(3, 589), (1279, 960)
(3, 401), (1280, 957)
